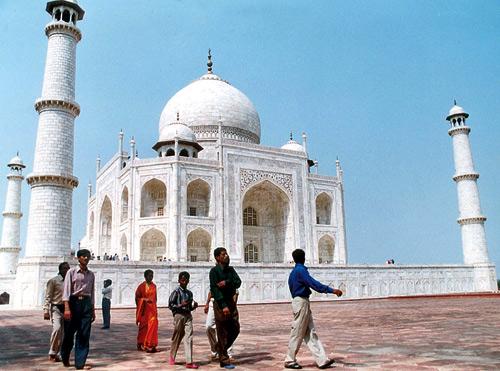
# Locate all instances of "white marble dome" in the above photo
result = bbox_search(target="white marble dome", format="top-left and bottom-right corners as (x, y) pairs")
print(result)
(281, 139), (305, 152)
(159, 73), (261, 143)
(159, 122), (197, 143)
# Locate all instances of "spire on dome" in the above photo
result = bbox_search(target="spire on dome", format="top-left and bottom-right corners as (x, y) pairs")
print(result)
(290, 131), (293, 140)
(207, 49), (213, 74)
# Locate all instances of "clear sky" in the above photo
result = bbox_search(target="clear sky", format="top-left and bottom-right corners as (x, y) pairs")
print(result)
(0, 1), (498, 273)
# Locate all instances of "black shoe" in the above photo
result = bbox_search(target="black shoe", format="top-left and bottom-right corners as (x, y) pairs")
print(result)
(285, 363), (302, 369)
(318, 359), (335, 369)
(62, 360), (70, 367)
(101, 326), (109, 329)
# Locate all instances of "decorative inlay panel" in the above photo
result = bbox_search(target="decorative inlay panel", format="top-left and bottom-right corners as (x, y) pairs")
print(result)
(240, 169), (293, 197)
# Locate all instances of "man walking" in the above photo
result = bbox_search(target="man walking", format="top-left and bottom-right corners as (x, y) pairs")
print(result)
(284, 249), (342, 369)
(209, 247), (241, 369)
(43, 262), (70, 362)
(61, 249), (96, 369)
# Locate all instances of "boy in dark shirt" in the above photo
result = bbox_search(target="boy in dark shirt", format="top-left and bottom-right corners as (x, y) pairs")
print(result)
(168, 271), (199, 369)
(209, 247), (241, 369)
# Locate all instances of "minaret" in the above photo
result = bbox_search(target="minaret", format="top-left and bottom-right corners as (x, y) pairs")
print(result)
(446, 103), (490, 264)
(24, 1), (85, 257)
(0, 155), (25, 275)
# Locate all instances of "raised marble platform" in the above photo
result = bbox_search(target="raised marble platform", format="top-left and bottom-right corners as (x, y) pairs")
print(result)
(6, 257), (497, 308)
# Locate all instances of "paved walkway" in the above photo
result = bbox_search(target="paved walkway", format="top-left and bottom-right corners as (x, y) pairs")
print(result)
(1, 295), (499, 370)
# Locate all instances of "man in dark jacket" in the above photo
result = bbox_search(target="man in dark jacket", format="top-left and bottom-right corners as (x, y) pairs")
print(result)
(209, 247), (241, 369)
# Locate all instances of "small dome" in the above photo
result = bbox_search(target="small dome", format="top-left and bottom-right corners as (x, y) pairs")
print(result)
(8, 154), (25, 168)
(446, 104), (469, 121)
(281, 139), (305, 152)
(159, 122), (197, 143)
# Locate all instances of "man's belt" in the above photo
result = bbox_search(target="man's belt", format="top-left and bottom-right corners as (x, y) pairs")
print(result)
(71, 295), (90, 300)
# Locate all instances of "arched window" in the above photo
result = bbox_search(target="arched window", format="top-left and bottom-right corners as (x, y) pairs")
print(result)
(179, 149), (189, 157)
(140, 229), (166, 262)
(187, 179), (211, 217)
(243, 207), (257, 226)
(121, 187), (129, 223)
(99, 197), (112, 255)
(166, 148), (175, 156)
(71, 13), (76, 24)
(62, 9), (70, 22)
(140, 179), (166, 217)
(187, 228), (211, 262)
(318, 235), (334, 264)
(120, 234), (127, 257)
(55, 9), (61, 21)
(89, 212), (94, 240)
(315, 193), (332, 225)
(244, 243), (259, 263)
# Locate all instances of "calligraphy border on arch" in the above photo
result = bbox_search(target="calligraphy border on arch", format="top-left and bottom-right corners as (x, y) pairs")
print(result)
(240, 168), (293, 198)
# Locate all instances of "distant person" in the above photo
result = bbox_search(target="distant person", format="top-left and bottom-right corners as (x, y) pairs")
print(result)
(101, 279), (112, 329)
(61, 249), (95, 370)
(204, 290), (237, 361)
(168, 271), (199, 369)
(209, 247), (241, 369)
(135, 269), (158, 352)
(284, 248), (342, 369)
(43, 262), (70, 362)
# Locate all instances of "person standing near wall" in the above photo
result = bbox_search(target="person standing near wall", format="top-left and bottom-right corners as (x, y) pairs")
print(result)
(43, 262), (70, 362)
(101, 279), (112, 329)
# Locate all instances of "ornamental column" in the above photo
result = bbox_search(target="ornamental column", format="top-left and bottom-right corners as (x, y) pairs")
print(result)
(0, 155), (25, 275)
(24, 1), (85, 257)
(446, 103), (490, 264)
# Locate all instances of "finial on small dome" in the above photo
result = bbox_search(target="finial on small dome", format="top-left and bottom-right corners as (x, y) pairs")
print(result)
(207, 49), (213, 74)
(16, 151), (19, 156)
(454, 99), (457, 105)
(290, 131), (293, 140)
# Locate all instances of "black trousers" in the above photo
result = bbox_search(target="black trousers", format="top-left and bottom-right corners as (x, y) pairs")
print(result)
(102, 298), (111, 328)
(61, 296), (92, 368)
(213, 301), (240, 366)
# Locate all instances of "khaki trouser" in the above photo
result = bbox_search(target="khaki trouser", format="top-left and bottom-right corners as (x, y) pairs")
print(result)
(170, 313), (193, 363)
(49, 304), (64, 356)
(284, 297), (329, 367)
(205, 301), (218, 353)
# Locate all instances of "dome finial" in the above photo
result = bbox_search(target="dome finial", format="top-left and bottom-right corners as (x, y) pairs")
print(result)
(207, 48), (213, 74)
(454, 99), (457, 105)
(290, 131), (293, 140)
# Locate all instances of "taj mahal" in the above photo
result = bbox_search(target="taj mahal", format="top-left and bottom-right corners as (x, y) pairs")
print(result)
(0, 0), (496, 308)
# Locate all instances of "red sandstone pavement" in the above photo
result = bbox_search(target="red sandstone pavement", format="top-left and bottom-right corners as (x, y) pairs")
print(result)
(1, 295), (500, 370)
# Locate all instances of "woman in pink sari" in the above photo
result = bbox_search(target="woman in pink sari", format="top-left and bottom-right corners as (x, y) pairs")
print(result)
(135, 269), (158, 352)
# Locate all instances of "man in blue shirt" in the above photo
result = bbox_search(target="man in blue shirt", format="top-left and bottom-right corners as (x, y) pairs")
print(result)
(284, 249), (342, 369)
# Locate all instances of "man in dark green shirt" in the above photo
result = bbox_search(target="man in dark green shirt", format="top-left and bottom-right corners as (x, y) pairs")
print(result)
(209, 247), (241, 369)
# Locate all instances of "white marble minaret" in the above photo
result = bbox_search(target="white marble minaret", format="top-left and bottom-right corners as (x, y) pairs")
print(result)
(24, 1), (84, 258)
(0, 155), (25, 275)
(446, 103), (490, 265)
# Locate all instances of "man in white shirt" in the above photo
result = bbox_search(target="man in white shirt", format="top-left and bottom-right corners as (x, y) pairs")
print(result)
(101, 279), (112, 329)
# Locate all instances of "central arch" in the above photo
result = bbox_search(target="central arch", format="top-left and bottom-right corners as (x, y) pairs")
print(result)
(140, 228), (166, 261)
(242, 180), (291, 263)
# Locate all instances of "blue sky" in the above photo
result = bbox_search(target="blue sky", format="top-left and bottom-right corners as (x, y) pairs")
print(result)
(0, 1), (498, 272)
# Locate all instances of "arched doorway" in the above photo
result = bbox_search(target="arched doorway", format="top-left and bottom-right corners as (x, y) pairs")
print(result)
(140, 229), (166, 261)
(187, 228), (211, 262)
(121, 187), (129, 222)
(141, 179), (166, 217)
(315, 192), (332, 225)
(99, 196), (112, 256)
(242, 180), (291, 263)
(318, 235), (334, 263)
(187, 179), (211, 217)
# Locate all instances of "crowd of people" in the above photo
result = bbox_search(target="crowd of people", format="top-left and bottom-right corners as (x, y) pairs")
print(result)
(44, 247), (342, 369)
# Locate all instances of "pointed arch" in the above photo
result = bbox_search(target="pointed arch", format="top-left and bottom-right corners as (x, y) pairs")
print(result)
(121, 186), (129, 222)
(315, 192), (332, 225)
(242, 180), (291, 263)
(88, 211), (94, 240)
(318, 234), (335, 264)
(120, 234), (127, 257)
(187, 228), (211, 262)
(141, 179), (166, 217)
(140, 228), (166, 261)
(99, 196), (112, 255)
(187, 178), (211, 217)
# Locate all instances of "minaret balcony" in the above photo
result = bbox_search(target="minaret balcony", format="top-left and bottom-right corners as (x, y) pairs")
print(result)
(34, 98), (80, 117)
(45, 22), (82, 41)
